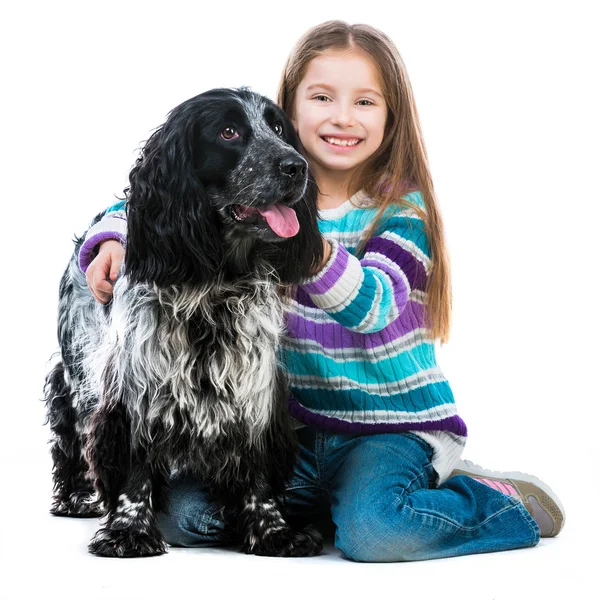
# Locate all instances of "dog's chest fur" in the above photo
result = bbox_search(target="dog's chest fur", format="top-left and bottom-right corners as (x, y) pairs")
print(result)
(101, 274), (288, 465)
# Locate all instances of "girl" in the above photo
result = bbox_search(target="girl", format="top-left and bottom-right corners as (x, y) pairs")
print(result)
(79, 20), (564, 561)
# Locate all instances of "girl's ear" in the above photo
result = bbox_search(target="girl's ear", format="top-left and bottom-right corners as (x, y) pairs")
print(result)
(124, 124), (224, 287)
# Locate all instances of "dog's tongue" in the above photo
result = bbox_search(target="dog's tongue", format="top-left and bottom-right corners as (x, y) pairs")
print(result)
(257, 204), (299, 238)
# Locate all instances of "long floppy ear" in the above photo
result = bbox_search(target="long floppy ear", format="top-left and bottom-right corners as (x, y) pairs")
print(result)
(259, 176), (325, 284)
(124, 116), (223, 287)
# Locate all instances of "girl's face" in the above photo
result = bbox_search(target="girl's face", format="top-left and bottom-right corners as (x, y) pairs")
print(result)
(292, 50), (388, 186)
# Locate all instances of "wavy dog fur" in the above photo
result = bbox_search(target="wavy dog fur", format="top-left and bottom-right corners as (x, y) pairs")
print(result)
(44, 88), (325, 557)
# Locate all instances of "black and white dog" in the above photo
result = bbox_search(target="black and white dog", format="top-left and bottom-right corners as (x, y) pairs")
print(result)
(44, 88), (325, 558)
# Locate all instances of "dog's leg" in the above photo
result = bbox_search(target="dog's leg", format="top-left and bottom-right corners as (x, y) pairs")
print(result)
(239, 472), (323, 557)
(88, 459), (168, 558)
(44, 361), (102, 518)
(237, 375), (323, 557)
(86, 401), (168, 558)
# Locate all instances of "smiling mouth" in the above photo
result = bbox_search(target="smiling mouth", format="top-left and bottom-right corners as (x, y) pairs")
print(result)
(229, 202), (300, 238)
(320, 136), (363, 148)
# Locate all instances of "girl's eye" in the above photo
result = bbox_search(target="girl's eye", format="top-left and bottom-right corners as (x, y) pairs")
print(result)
(313, 95), (373, 106)
(221, 126), (239, 140)
(273, 122), (283, 136)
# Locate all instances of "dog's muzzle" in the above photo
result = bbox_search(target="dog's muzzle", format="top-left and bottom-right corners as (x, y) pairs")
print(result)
(229, 154), (307, 238)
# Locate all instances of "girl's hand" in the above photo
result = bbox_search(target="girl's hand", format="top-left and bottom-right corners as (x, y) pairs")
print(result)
(86, 239), (125, 304)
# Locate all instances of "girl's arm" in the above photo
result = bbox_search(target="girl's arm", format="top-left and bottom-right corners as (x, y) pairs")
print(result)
(299, 206), (431, 335)
(78, 200), (127, 273)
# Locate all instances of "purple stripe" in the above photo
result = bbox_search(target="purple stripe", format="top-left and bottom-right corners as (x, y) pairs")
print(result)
(360, 257), (410, 316)
(78, 232), (126, 273)
(296, 287), (318, 308)
(288, 397), (468, 436)
(365, 237), (427, 291)
(285, 301), (426, 349)
(295, 255), (417, 309)
(301, 243), (349, 295)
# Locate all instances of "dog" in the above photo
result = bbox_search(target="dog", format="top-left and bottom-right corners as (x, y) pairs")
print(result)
(43, 87), (325, 558)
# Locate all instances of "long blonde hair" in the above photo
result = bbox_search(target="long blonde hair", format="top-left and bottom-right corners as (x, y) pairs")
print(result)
(276, 20), (452, 344)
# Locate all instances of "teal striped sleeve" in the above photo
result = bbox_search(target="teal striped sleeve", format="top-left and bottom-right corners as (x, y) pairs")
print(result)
(299, 209), (431, 334)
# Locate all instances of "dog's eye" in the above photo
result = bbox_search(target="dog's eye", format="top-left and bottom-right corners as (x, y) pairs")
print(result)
(221, 127), (239, 140)
(274, 123), (283, 137)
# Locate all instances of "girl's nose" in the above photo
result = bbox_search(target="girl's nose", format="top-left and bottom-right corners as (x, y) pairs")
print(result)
(330, 103), (355, 126)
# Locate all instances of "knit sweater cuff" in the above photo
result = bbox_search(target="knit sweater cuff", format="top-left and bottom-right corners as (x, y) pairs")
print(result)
(299, 239), (364, 310)
(78, 216), (127, 273)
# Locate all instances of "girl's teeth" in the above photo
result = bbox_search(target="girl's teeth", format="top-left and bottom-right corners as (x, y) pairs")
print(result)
(325, 137), (360, 147)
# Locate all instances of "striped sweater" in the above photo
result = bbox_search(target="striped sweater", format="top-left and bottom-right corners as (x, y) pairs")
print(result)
(78, 189), (466, 482)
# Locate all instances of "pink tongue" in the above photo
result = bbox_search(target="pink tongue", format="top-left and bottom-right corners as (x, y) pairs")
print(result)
(257, 204), (299, 238)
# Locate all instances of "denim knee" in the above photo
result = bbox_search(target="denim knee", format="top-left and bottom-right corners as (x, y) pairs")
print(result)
(334, 497), (418, 562)
(156, 479), (238, 547)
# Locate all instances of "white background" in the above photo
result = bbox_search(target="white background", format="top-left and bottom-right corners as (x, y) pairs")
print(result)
(1, 1), (598, 598)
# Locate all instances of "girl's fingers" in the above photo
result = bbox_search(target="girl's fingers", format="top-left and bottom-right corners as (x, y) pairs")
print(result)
(95, 277), (114, 295)
(109, 250), (124, 281)
(86, 256), (115, 304)
(92, 283), (111, 304)
(85, 244), (124, 304)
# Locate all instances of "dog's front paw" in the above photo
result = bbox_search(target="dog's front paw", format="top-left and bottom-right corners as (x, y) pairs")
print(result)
(50, 492), (104, 518)
(242, 525), (323, 557)
(88, 527), (167, 558)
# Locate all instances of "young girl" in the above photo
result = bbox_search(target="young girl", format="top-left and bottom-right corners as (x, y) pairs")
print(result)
(78, 20), (564, 561)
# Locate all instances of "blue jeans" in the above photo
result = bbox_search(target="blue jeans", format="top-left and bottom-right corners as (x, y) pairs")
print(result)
(157, 426), (540, 562)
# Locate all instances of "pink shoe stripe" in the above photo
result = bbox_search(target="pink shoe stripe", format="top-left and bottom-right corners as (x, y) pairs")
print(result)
(481, 477), (502, 492)
(495, 481), (511, 495)
(473, 477), (519, 498)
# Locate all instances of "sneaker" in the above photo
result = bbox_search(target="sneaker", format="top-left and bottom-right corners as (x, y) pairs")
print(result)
(450, 459), (565, 537)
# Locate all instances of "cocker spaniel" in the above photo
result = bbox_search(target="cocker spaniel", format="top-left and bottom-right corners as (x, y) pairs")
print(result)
(44, 87), (325, 558)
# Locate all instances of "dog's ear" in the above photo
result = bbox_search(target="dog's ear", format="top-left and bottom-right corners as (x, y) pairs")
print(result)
(124, 118), (223, 287)
(259, 176), (325, 284)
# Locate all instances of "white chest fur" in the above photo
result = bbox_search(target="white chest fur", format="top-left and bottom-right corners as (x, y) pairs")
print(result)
(99, 276), (287, 446)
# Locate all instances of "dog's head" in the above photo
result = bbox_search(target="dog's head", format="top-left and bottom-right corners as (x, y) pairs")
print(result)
(124, 87), (324, 287)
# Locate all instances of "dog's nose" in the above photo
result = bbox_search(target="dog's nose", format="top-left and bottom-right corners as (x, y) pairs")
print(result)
(279, 156), (307, 179)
